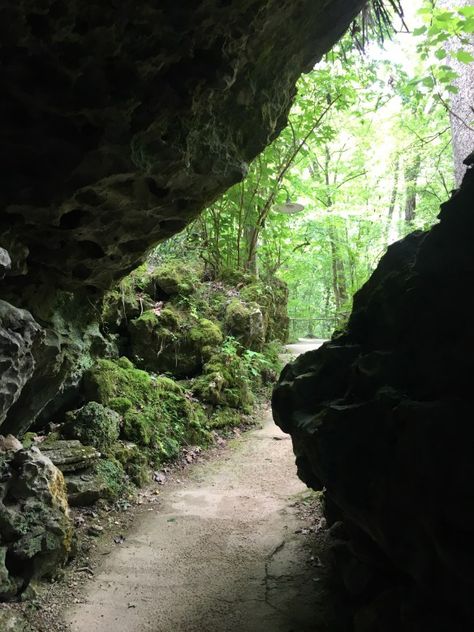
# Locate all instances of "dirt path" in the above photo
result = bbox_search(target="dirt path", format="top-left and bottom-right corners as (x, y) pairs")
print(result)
(66, 342), (332, 632)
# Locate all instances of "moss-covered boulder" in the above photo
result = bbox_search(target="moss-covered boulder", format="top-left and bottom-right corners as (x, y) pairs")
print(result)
(65, 456), (129, 506)
(109, 441), (149, 487)
(0, 610), (33, 631)
(208, 408), (242, 429)
(145, 262), (198, 298)
(239, 277), (289, 343)
(192, 351), (254, 412)
(0, 447), (74, 599)
(84, 358), (210, 466)
(129, 307), (222, 377)
(224, 298), (265, 351)
(62, 402), (120, 453)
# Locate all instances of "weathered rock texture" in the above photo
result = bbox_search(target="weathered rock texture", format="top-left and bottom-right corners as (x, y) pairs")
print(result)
(0, 447), (74, 599)
(0, 0), (364, 435)
(273, 165), (474, 629)
(0, 302), (43, 425)
(0, 0), (364, 294)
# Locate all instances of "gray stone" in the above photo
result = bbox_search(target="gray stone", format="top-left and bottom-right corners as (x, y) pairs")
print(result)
(0, 249), (11, 279)
(66, 470), (110, 507)
(40, 440), (100, 473)
(0, 301), (43, 427)
(0, 448), (74, 599)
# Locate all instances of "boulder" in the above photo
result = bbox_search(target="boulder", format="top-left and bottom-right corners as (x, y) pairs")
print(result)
(146, 262), (198, 297)
(62, 402), (120, 453)
(40, 440), (100, 473)
(224, 299), (265, 351)
(193, 351), (254, 412)
(84, 357), (210, 463)
(0, 302), (43, 427)
(65, 469), (114, 506)
(0, 249), (11, 279)
(129, 308), (222, 377)
(0, 448), (74, 598)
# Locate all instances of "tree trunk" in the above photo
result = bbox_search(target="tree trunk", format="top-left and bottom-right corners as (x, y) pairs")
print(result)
(438, 0), (474, 186)
(386, 153), (400, 243)
(328, 221), (348, 321)
(404, 155), (421, 225)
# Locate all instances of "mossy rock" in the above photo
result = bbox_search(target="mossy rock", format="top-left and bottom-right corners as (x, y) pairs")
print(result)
(83, 357), (211, 467)
(209, 408), (242, 429)
(193, 351), (254, 412)
(62, 402), (120, 452)
(109, 441), (149, 487)
(224, 298), (265, 351)
(40, 439), (101, 473)
(129, 307), (222, 377)
(239, 277), (289, 343)
(0, 609), (34, 631)
(146, 261), (198, 297)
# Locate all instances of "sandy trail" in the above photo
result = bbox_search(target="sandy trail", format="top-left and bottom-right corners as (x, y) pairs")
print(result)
(67, 341), (327, 632)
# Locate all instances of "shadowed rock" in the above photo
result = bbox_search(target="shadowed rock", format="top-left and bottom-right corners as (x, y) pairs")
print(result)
(273, 166), (474, 628)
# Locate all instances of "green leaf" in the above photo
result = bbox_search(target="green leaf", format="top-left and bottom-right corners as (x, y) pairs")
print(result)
(455, 50), (474, 63)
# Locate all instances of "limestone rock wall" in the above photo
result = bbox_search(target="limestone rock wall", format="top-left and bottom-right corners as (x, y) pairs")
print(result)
(273, 165), (474, 628)
(0, 0), (364, 296)
(0, 0), (364, 434)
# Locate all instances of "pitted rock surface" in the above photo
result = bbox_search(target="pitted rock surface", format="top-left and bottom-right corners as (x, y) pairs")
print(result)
(0, 0), (364, 295)
(0, 447), (74, 599)
(0, 301), (43, 425)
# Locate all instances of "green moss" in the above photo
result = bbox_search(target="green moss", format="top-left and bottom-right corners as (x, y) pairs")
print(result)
(129, 308), (221, 377)
(239, 277), (289, 343)
(192, 351), (254, 412)
(62, 402), (120, 452)
(110, 441), (149, 487)
(108, 397), (133, 415)
(95, 458), (128, 499)
(189, 318), (223, 346)
(84, 357), (211, 467)
(209, 408), (242, 429)
(149, 261), (198, 296)
(224, 298), (265, 351)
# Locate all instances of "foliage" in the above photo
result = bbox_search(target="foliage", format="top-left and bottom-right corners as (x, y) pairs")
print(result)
(84, 357), (211, 466)
(151, 19), (454, 337)
(413, 1), (474, 96)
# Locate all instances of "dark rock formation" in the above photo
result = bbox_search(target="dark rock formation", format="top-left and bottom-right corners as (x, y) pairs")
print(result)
(0, 302), (43, 425)
(0, 0), (364, 435)
(273, 166), (474, 628)
(0, 0), (364, 295)
(0, 446), (74, 599)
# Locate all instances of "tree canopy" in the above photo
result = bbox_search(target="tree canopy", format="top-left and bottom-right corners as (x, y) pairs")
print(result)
(153, 1), (471, 339)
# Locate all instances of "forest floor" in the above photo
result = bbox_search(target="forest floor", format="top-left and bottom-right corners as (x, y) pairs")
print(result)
(22, 340), (350, 632)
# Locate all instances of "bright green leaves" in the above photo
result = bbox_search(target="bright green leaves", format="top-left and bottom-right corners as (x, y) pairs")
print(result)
(413, 1), (474, 98)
